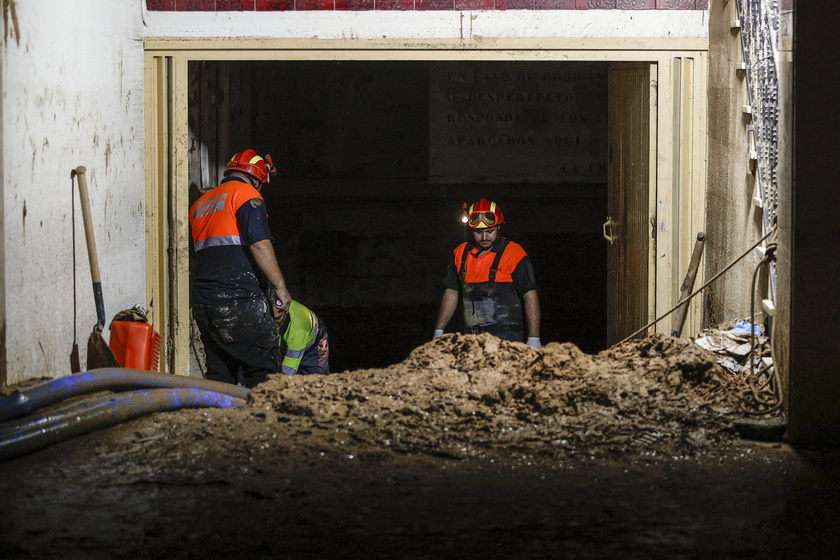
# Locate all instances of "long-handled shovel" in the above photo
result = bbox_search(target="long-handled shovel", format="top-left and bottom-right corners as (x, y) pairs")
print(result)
(72, 166), (120, 370)
(70, 170), (81, 373)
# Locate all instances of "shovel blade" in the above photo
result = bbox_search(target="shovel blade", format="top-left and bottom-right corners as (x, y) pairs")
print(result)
(70, 342), (81, 374)
(87, 331), (121, 370)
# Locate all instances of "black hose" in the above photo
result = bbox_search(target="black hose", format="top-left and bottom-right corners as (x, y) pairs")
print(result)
(0, 387), (245, 462)
(0, 368), (248, 422)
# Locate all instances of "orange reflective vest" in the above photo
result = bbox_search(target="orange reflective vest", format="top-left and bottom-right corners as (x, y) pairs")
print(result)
(453, 239), (529, 284)
(453, 238), (529, 342)
(190, 180), (265, 251)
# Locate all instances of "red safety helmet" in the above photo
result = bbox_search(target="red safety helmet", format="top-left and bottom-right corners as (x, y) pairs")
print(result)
(467, 198), (504, 229)
(224, 149), (277, 184)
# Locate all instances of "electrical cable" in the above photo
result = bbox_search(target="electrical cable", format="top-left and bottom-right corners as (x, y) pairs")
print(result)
(617, 230), (773, 346)
(742, 234), (783, 416)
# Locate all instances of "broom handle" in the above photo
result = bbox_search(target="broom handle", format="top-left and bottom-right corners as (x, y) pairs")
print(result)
(74, 166), (107, 329)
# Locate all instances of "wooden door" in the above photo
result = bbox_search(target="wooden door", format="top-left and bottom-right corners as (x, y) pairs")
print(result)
(606, 63), (652, 345)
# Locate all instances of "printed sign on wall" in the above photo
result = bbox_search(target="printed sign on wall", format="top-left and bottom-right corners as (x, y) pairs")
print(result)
(430, 62), (608, 184)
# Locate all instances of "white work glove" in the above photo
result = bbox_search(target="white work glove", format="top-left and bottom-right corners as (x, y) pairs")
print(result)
(526, 337), (542, 349)
(433, 329), (444, 340)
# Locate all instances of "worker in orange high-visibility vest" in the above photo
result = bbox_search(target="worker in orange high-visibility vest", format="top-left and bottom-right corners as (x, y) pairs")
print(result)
(434, 198), (542, 348)
(189, 149), (292, 387)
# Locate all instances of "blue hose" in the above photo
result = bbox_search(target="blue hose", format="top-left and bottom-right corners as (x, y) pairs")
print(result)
(0, 387), (245, 462)
(0, 368), (249, 422)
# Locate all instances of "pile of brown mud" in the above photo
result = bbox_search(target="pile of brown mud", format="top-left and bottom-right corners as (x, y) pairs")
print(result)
(1, 334), (830, 560)
(248, 332), (752, 463)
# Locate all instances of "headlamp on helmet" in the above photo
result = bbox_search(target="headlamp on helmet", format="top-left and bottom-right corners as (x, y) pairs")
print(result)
(459, 203), (469, 225)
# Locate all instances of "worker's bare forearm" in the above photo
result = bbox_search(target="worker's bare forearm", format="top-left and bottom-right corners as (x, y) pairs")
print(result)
(249, 239), (288, 290)
(523, 290), (540, 338)
(435, 289), (459, 330)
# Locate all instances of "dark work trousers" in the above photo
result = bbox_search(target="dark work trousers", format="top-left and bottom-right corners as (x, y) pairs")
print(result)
(193, 295), (282, 387)
(297, 321), (331, 375)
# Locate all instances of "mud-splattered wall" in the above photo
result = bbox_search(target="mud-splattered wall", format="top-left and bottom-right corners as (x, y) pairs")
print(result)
(1, 1), (146, 385)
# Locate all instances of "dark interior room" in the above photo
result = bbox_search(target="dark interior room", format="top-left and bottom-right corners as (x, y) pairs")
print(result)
(194, 60), (611, 370)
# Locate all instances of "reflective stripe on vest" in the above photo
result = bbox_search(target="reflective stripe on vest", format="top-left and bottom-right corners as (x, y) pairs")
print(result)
(189, 180), (264, 252)
(284, 348), (306, 359)
(279, 301), (319, 375)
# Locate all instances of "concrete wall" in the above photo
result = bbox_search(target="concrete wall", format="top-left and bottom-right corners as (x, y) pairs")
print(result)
(704, 0), (764, 328)
(1, 0), (146, 384)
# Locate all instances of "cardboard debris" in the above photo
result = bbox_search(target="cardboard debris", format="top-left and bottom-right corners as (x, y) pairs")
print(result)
(693, 321), (768, 375)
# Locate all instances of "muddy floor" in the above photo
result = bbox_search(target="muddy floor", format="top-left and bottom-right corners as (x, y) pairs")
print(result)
(1, 333), (838, 559)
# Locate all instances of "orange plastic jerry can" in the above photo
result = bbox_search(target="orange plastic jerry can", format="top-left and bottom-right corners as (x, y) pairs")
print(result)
(110, 321), (161, 371)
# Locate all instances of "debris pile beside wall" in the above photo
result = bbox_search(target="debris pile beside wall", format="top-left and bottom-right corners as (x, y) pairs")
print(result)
(693, 320), (782, 423)
(694, 320), (769, 375)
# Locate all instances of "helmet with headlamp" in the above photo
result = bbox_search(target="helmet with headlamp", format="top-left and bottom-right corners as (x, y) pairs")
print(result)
(466, 199), (504, 229)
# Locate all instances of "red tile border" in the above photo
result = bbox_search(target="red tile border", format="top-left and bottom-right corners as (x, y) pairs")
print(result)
(297, 0), (334, 8)
(454, 0), (494, 9)
(142, 0), (710, 10)
(217, 0), (255, 9)
(535, 0), (576, 8)
(376, 0), (415, 8)
(337, 0), (375, 8)
(497, 0), (536, 8)
(176, 0), (217, 10)
(617, 0), (655, 8)
(147, 0), (177, 9)
(416, 0), (453, 9)
(576, 0), (616, 8)
(655, 0), (694, 8)
(256, 0), (294, 9)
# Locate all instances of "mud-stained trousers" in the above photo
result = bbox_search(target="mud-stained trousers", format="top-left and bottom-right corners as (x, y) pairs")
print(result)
(193, 295), (282, 387)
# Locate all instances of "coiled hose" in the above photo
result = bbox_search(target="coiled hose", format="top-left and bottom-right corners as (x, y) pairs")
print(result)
(0, 368), (248, 422)
(0, 369), (249, 462)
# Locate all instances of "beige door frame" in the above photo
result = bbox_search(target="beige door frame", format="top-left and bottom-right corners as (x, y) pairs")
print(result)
(144, 38), (708, 375)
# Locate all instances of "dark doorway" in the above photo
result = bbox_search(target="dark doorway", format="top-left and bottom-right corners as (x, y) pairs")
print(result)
(190, 60), (609, 372)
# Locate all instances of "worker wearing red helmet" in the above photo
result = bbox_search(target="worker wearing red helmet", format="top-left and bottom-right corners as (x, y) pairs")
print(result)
(189, 149), (292, 386)
(434, 199), (542, 348)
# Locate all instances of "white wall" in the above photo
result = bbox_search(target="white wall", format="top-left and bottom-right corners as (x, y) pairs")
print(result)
(1, 0), (146, 384)
(142, 9), (707, 40)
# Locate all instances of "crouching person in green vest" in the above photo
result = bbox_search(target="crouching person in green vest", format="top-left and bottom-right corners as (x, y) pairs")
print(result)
(271, 299), (331, 375)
